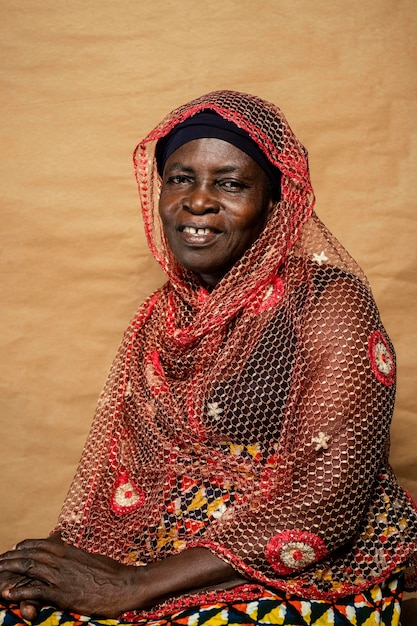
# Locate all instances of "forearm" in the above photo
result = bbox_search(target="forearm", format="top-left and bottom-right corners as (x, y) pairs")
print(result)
(0, 538), (242, 617)
(134, 547), (242, 609)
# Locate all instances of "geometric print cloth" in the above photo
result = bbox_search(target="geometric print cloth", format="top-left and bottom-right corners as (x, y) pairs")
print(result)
(0, 570), (404, 626)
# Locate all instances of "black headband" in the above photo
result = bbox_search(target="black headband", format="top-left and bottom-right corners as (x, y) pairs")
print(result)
(155, 111), (281, 200)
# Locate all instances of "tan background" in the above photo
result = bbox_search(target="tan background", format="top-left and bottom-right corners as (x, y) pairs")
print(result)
(1, 0), (416, 610)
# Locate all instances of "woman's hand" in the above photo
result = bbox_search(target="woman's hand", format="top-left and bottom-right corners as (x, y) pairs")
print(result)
(0, 533), (63, 620)
(0, 538), (240, 619)
(0, 538), (142, 618)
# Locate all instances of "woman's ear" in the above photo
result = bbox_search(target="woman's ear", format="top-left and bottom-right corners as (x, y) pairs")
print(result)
(267, 195), (278, 216)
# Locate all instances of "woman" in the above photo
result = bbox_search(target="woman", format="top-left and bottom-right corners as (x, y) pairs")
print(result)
(0, 90), (416, 625)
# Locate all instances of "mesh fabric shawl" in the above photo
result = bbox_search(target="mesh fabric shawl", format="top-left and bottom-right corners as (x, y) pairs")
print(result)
(55, 91), (417, 613)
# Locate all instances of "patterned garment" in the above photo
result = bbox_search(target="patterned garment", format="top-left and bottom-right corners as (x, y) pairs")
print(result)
(49, 90), (416, 618)
(0, 573), (404, 625)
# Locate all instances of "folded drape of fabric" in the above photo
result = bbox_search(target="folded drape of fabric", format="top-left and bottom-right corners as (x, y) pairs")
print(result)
(52, 91), (417, 620)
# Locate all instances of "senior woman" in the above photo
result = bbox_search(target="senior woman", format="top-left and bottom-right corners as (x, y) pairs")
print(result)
(0, 90), (416, 626)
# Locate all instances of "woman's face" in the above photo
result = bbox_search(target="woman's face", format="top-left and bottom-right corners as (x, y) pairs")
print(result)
(159, 138), (274, 288)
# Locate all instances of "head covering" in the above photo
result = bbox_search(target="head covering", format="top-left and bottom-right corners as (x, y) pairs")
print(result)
(155, 111), (281, 200)
(56, 91), (417, 620)
(132, 90), (314, 296)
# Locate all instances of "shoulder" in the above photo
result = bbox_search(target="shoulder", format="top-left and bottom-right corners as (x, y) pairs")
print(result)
(283, 256), (377, 320)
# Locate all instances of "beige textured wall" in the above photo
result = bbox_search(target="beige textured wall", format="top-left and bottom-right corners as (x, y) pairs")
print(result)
(1, 0), (416, 561)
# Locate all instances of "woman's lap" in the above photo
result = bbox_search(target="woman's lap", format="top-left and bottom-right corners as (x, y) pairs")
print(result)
(0, 574), (404, 626)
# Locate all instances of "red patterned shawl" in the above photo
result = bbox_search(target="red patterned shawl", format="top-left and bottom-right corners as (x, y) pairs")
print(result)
(55, 91), (417, 614)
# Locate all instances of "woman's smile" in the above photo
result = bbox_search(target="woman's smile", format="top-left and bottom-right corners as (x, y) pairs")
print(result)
(182, 226), (213, 236)
(158, 138), (274, 287)
(180, 224), (221, 243)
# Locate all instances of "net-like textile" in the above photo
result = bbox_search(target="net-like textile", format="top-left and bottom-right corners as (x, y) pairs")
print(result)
(55, 91), (417, 616)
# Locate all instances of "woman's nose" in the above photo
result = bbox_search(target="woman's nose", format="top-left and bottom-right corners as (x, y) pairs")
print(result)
(183, 184), (219, 214)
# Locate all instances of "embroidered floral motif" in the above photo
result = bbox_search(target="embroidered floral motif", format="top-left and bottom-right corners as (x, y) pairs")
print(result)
(280, 542), (316, 569)
(246, 276), (284, 315)
(368, 330), (395, 386)
(312, 251), (328, 265)
(265, 530), (327, 574)
(311, 431), (330, 451)
(207, 401), (224, 421)
(111, 470), (145, 514)
(257, 276), (284, 313)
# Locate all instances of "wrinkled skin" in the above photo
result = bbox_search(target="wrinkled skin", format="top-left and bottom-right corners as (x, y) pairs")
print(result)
(0, 573), (40, 621)
(0, 535), (143, 618)
(0, 532), (64, 620)
(0, 536), (239, 619)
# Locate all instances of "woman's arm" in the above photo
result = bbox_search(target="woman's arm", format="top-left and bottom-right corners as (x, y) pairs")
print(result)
(0, 537), (239, 618)
(192, 274), (395, 579)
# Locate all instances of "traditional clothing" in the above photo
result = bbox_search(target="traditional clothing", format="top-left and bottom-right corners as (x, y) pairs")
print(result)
(1, 90), (416, 625)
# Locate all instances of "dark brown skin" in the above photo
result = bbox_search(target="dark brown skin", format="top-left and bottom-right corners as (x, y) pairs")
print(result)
(159, 138), (274, 287)
(0, 138), (274, 619)
(0, 535), (241, 618)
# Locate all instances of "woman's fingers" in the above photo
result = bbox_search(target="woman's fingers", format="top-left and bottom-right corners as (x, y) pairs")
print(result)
(12, 538), (64, 556)
(0, 573), (31, 596)
(5, 583), (51, 603)
(0, 540), (57, 566)
(1, 542), (141, 617)
(19, 601), (42, 622)
(0, 548), (58, 585)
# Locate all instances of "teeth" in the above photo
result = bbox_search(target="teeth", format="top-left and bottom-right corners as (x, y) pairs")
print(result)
(183, 226), (211, 235)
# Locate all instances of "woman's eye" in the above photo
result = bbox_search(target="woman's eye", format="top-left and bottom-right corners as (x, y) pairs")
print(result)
(167, 175), (191, 184)
(220, 180), (244, 191)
